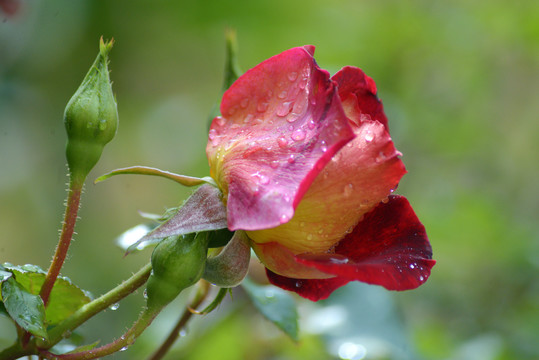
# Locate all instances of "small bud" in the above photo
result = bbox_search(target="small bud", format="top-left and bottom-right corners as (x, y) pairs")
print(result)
(146, 233), (209, 312)
(64, 37), (118, 185)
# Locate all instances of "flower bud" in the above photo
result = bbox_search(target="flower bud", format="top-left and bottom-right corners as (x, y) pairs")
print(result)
(64, 37), (118, 185)
(146, 233), (209, 312)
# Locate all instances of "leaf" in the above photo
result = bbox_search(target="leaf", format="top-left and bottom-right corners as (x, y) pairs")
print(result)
(242, 278), (299, 341)
(65, 340), (101, 354)
(128, 184), (228, 252)
(3, 264), (92, 325)
(1, 277), (48, 340)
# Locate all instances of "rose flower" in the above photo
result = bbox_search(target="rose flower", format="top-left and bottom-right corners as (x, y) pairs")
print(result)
(206, 46), (435, 301)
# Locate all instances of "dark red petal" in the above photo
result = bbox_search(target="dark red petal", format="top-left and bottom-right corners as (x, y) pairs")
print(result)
(332, 66), (389, 131)
(207, 46), (354, 231)
(266, 196), (435, 301)
(266, 268), (349, 301)
(297, 195), (435, 290)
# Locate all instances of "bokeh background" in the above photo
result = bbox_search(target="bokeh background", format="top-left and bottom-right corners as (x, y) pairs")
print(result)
(1, 1), (538, 359)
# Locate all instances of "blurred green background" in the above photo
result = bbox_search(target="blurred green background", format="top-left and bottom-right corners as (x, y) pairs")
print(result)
(1, 0), (538, 359)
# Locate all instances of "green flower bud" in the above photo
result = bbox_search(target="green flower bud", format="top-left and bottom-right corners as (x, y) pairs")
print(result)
(64, 37), (118, 185)
(146, 233), (209, 312)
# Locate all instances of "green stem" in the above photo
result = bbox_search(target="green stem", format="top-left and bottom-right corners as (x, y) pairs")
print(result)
(42, 308), (159, 360)
(147, 281), (210, 360)
(40, 180), (83, 306)
(40, 262), (152, 348)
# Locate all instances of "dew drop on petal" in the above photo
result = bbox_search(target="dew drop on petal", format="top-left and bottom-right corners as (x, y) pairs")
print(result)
(208, 128), (217, 140)
(216, 117), (227, 126)
(279, 214), (290, 224)
(277, 90), (287, 99)
(375, 151), (386, 163)
(276, 101), (293, 117)
(364, 130), (374, 142)
(240, 98), (249, 108)
(278, 137), (288, 148)
(270, 160), (279, 169)
(288, 71), (298, 81)
(419, 275), (425, 281)
(295, 280), (303, 288)
(288, 154), (296, 163)
(291, 129), (306, 141)
(257, 101), (269, 113)
(409, 264), (415, 269)
(320, 140), (327, 152)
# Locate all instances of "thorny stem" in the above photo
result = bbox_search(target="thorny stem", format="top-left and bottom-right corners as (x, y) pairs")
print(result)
(43, 262), (153, 348)
(0, 263), (152, 360)
(42, 308), (159, 360)
(147, 281), (211, 360)
(39, 180), (83, 306)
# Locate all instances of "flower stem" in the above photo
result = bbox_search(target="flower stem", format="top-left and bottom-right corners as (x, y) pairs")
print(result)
(39, 180), (83, 306)
(42, 307), (159, 360)
(147, 281), (210, 360)
(42, 262), (153, 348)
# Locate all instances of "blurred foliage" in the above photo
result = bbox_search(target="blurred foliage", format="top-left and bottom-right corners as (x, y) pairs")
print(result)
(1, 0), (538, 359)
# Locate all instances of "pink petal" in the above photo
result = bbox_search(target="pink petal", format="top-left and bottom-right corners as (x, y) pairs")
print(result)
(247, 120), (406, 254)
(207, 46), (355, 231)
(267, 196), (435, 301)
(332, 66), (389, 131)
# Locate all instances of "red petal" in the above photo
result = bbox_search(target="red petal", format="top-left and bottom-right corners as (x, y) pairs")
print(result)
(332, 66), (389, 131)
(207, 46), (354, 231)
(267, 196), (435, 301)
(267, 269), (349, 301)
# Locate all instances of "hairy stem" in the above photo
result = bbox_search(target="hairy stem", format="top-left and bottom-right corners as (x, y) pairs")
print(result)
(42, 308), (158, 360)
(41, 262), (152, 348)
(40, 181), (83, 306)
(147, 281), (210, 360)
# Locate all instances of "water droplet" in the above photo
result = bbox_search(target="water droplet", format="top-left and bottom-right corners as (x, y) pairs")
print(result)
(320, 140), (327, 152)
(277, 90), (287, 99)
(265, 289), (275, 299)
(310, 97), (317, 105)
(179, 330), (187, 337)
(99, 119), (107, 131)
(299, 79), (308, 89)
(295, 280), (303, 288)
(257, 101), (269, 113)
(270, 160), (279, 169)
(288, 71), (298, 81)
(291, 129), (306, 141)
(287, 113), (300, 123)
(375, 151), (386, 163)
(216, 117), (227, 126)
(143, 289), (148, 299)
(109, 303), (120, 311)
(343, 184), (353, 197)
(364, 130), (374, 142)
(278, 137), (288, 148)
(242, 114), (254, 125)
(276, 101), (293, 117)
(227, 106), (237, 116)
(419, 275), (425, 281)
(240, 98), (249, 108)
(279, 214), (290, 224)
(283, 195), (291, 203)
(288, 154), (296, 163)
(409, 264), (415, 269)
(119, 346), (128, 352)
(266, 90), (273, 99)
(208, 128), (217, 140)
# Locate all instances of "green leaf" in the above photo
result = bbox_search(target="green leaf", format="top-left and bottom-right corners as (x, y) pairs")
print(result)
(242, 278), (299, 341)
(1, 277), (48, 340)
(3, 264), (92, 325)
